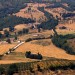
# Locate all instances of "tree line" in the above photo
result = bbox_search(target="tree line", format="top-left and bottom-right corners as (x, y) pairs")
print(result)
(52, 34), (75, 55)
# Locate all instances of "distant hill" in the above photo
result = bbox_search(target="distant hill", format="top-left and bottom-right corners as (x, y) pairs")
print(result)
(0, 0), (75, 17)
(0, 0), (47, 17)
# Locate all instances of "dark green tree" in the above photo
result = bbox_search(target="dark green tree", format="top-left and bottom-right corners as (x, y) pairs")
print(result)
(6, 38), (11, 44)
(4, 30), (10, 37)
(23, 28), (29, 34)
(0, 32), (2, 38)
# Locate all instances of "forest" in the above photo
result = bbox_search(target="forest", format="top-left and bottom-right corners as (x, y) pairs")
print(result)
(0, 15), (35, 30)
(0, 0), (29, 18)
(52, 34), (75, 55)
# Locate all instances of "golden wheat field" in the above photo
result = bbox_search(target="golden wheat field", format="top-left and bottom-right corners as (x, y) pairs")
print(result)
(0, 44), (17, 55)
(15, 39), (75, 60)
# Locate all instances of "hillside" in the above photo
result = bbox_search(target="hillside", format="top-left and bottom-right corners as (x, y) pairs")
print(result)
(14, 3), (46, 22)
(0, 1), (75, 75)
(0, 0), (75, 16)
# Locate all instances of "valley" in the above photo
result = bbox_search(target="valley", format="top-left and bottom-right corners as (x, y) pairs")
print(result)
(0, 0), (75, 75)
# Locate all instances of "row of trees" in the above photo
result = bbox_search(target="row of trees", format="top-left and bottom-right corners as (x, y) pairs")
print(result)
(25, 51), (43, 60)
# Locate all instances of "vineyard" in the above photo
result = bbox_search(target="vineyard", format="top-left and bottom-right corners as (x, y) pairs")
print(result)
(0, 58), (75, 75)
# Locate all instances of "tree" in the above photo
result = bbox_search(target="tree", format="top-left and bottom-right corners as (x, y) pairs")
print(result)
(25, 51), (31, 58)
(23, 28), (29, 34)
(14, 36), (18, 40)
(4, 30), (10, 37)
(9, 26), (14, 32)
(0, 32), (2, 38)
(6, 38), (11, 44)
